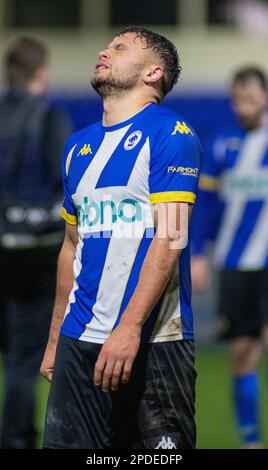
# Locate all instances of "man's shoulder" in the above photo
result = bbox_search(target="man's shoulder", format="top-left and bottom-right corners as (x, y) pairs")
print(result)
(147, 104), (201, 158)
(65, 121), (101, 149)
(205, 126), (244, 161)
(150, 104), (197, 139)
(150, 103), (188, 123)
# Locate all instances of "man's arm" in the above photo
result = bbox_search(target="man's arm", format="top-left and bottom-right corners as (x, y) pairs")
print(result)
(40, 222), (78, 381)
(94, 202), (191, 393)
(191, 177), (220, 291)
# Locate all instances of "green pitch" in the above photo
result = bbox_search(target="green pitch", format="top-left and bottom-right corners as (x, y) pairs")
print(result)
(1, 347), (268, 448)
(196, 347), (268, 449)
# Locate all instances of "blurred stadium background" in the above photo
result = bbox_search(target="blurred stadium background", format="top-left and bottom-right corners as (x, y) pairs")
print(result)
(0, 0), (268, 448)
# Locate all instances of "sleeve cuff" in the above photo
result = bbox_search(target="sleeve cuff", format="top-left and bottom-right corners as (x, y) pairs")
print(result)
(62, 208), (77, 225)
(149, 191), (196, 204)
(199, 174), (218, 191)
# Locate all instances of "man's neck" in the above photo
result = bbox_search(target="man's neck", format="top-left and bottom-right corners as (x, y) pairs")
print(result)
(242, 114), (266, 132)
(102, 90), (156, 127)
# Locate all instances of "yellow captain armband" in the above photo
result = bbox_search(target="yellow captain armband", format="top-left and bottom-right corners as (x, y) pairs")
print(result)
(149, 191), (196, 204)
(199, 174), (218, 191)
(62, 208), (77, 225)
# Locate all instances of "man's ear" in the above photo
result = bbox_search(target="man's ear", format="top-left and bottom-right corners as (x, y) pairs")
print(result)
(143, 65), (164, 85)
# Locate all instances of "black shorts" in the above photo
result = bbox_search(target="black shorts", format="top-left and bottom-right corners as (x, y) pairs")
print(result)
(218, 269), (268, 339)
(43, 334), (196, 449)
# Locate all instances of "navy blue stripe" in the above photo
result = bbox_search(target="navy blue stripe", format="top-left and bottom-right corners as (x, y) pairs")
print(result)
(61, 236), (111, 339)
(225, 201), (263, 268)
(179, 245), (193, 338)
(112, 232), (153, 331)
(68, 129), (105, 194)
(95, 134), (146, 189)
(260, 147), (268, 166)
(140, 296), (164, 344)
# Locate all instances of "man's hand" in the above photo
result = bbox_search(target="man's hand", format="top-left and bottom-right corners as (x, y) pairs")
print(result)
(191, 255), (211, 291)
(94, 322), (141, 393)
(40, 341), (57, 382)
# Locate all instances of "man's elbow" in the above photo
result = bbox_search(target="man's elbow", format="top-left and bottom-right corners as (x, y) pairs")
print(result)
(168, 229), (188, 250)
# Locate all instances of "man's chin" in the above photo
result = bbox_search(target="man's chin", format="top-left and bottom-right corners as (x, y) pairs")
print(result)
(240, 119), (261, 130)
(90, 74), (138, 97)
(90, 76), (105, 92)
(90, 76), (122, 98)
(90, 80), (115, 99)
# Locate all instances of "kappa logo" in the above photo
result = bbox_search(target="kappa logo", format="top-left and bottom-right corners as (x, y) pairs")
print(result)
(171, 121), (193, 136)
(77, 144), (92, 156)
(124, 131), (142, 150)
(155, 436), (177, 449)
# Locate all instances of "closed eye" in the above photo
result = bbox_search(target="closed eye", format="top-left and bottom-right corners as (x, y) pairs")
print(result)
(114, 43), (127, 51)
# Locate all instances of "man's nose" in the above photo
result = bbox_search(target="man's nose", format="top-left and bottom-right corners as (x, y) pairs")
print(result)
(99, 49), (109, 60)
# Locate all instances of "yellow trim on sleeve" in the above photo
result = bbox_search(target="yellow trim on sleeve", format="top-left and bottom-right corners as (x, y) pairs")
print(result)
(65, 144), (77, 176)
(199, 174), (218, 191)
(149, 191), (196, 204)
(62, 208), (77, 225)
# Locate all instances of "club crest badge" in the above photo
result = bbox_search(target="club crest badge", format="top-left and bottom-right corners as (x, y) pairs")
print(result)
(124, 131), (142, 150)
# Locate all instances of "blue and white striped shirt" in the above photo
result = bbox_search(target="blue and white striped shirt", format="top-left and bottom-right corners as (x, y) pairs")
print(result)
(60, 104), (202, 343)
(193, 125), (268, 270)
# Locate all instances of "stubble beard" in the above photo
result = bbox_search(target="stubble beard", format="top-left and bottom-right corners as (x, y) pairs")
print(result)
(240, 111), (264, 131)
(91, 69), (142, 98)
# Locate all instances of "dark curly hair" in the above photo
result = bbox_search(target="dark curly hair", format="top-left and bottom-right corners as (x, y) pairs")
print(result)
(116, 26), (181, 98)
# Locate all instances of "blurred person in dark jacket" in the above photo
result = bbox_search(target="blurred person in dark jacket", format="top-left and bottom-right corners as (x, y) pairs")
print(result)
(0, 36), (72, 448)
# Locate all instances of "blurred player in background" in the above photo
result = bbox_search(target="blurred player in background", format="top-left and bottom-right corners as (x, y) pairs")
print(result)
(41, 26), (202, 449)
(191, 67), (268, 448)
(0, 37), (71, 448)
